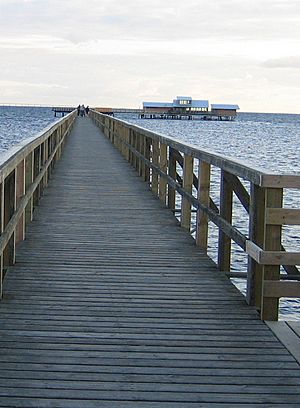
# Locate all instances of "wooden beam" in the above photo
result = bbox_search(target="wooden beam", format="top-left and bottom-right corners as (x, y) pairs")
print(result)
(260, 174), (300, 189)
(151, 140), (159, 196)
(246, 184), (266, 308)
(247, 241), (300, 266)
(263, 281), (300, 298)
(266, 208), (300, 225)
(218, 170), (233, 271)
(167, 148), (176, 210)
(15, 159), (25, 244)
(159, 143), (168, 205)
(196, 160), (211, 252)
(261, 188), (283, 321)
(181, 154), (193, 231)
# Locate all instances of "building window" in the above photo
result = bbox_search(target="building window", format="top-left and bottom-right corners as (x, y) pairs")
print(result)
(179, 100), (191, 105)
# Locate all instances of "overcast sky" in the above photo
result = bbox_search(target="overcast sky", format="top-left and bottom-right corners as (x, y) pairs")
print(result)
(0, 0), (299, 113)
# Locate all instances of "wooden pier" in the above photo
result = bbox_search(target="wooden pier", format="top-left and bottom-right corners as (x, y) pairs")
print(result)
(52, 107), (75, 117)
(0, 112), (299, 406)
(139, 112), (237, 121)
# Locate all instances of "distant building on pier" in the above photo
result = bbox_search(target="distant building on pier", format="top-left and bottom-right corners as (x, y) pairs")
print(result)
(141, 96), (239, 121)
(211, 104), (240, 118)
(143, 96), (209, 114)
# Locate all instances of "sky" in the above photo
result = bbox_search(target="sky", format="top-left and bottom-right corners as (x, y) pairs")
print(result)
(0, 0), (300, 113)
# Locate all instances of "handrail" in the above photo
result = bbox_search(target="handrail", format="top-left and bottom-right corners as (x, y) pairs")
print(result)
(0, 110), (77, 297)
(91, 110), (300, 321)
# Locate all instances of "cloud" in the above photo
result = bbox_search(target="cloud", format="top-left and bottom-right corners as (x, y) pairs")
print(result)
(0, 0), (299, 111)
(0, 80), (67, 89)
(262, 56), (300, 69)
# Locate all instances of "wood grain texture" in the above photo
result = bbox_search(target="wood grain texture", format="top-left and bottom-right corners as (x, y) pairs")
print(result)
(0, 117), (299, 407)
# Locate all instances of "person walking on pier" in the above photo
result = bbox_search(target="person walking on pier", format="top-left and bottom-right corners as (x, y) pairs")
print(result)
(85, 106), (90, 116)
(80, 104), (85, 117)
(77, 104), (80, 116)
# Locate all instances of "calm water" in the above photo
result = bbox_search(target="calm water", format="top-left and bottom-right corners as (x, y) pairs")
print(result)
(0, 106), (57, 154)
(0, 107), (299, 320)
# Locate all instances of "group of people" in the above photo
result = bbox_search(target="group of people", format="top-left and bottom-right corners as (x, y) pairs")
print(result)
(77, 104), (89, 117)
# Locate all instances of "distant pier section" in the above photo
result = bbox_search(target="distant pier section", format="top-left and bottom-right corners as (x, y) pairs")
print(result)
(52, 96), (239, 121)
(52, 106), (75, 117)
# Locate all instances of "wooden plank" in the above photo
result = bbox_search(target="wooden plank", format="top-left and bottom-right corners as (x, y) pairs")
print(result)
(266, 321), (300, 365)
(246, 241), (300, 265)
(260, 174), (300, 189)
(287, 322), (300, 337)
(266, 208), (300, 225)
(263, 281), (300, 298)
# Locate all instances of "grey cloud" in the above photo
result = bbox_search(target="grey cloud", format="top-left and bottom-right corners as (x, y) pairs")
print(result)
(0, 0), (299, 43)
(262, 56), (300, 69)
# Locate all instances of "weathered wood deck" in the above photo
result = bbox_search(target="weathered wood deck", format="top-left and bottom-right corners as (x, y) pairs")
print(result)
(0, 117), (299, 407)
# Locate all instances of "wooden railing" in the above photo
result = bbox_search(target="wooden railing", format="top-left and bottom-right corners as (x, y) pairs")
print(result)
(91, 110), (300, 321)
(0, 110), (76, 297)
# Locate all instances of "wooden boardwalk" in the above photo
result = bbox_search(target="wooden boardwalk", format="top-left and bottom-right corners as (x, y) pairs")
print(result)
(0, 117), (299, 407)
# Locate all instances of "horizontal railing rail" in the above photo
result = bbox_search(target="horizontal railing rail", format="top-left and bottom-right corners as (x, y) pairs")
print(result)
(91, 110), (300, 321)
(0, 110), (77, 297)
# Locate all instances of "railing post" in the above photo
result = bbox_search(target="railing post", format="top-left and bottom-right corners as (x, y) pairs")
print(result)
(247, 184), (266, 307)
(124, 127), (130, 162)
(218, 170), (233, 271)
(136, 133), (142, 176)
(151, 139), (159, 196)
(44, 139), (49, 188)
(159, 143), (168, 205)
(167, 147), (176, 210)
(33, 146), (41, 208)
(25, 152), (34, 225)
(3, 171), (16, 269)
(140, 135), (146, 180)
(0, 182), (4, 298)
(181, 154), (193, 231)
(144, 137), (151, 184)
(196, 160), (211, 251)
(15, 159), (25, 244)
(261, 187), (283, 321)
(129, 129), (134, 166)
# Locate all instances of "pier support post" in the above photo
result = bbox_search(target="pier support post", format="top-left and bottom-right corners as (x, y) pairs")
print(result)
(261, 188), (283, 321)
(3, 171), (16, 269)
(15, 159), (25, 244)
(144, 137), (151, 184)
(25, 152), (34, 225)
(0, 183), (4, 298)
(196, 160), (211, 251)
(247, 184), (266, 308)
(181, 154), (193, 231)
(218, 170), (233, 271)
(151, 140), (159, 196)
(167, 148), (176, 210)
(159, 143), (168, 205)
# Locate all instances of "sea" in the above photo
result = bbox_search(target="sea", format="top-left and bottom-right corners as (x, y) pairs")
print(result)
(0, 106), (299, 320)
